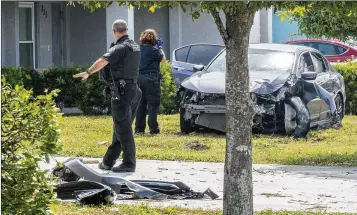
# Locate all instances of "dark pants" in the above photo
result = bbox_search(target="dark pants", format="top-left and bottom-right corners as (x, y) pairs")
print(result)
(135, 73), (161, 133)
(103, 83), (142, 168)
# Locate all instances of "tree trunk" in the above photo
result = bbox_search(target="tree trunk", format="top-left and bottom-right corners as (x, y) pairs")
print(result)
(223, 8), (255, 215)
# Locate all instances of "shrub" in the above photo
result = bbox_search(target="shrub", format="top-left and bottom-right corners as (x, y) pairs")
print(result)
(160, 61), (177, 114)
(1, 67), (45, 96)
(1, 77), (61, 215)
(333, 61), (357, 114)
(1, 63), (178, 115)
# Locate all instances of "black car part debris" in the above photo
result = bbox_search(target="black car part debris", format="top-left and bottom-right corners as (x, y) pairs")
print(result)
(52, 158), (219, 203)
(55, 180), (116, 205)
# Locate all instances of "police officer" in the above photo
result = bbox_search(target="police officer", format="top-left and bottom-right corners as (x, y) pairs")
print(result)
(73, 19), (141, 172)
(135, 29), (166, 134)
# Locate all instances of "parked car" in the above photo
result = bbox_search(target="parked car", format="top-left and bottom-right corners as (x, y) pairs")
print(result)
(285, 39), (357, 62)
(171, 44), (224, 88)
(178, 44), (345, 138)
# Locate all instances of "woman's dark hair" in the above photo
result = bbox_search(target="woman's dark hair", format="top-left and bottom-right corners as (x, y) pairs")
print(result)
(140, 29), (158, 45)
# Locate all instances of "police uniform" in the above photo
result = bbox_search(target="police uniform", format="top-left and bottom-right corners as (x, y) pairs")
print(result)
(99, 35), (142, 172)
(135, 44), (163, 134)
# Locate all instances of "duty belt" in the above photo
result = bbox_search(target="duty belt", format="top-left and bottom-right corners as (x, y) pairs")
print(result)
(140, 72), (159, 76)
(114, 79), (137, 84)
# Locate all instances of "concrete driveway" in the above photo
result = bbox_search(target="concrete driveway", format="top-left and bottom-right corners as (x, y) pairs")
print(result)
(42, 157), (357, 212)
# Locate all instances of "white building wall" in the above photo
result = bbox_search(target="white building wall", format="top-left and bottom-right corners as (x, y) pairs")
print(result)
(36, 2), (52, 68)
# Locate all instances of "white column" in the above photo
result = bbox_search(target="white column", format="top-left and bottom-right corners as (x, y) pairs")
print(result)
(268, 7), (273, 43)
(106, 4), (130, 48)
(127, 8), (134, 39)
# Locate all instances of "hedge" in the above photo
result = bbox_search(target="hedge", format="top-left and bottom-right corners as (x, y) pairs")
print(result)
(1, 61), (177, 115)
(333, 61), (357, 115)
(3, 61), (356, 115)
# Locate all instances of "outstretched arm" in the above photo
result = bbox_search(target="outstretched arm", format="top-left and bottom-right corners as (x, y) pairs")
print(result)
(73, 58), (109, 80)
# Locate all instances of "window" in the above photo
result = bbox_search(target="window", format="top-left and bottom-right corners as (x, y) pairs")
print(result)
(186, 45), (224, 66)
(297, 52), (315, 77)
(316, 42), (338, 55)
(336, 46), (347, 54)
(310, 52), (326, 73)
(19, 2), (35, 68)
(175, 46), (190, 62)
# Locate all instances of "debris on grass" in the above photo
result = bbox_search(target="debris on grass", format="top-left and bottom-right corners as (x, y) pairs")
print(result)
(97, 141), (109, 145)
(184, 141), (209, 151)
(261, 193), (290, 198)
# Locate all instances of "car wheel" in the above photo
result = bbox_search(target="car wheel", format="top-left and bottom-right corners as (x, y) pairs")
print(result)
(335, 94), (344, 121)
(284, 97), (310, 138)
(180, 108), (194, 134)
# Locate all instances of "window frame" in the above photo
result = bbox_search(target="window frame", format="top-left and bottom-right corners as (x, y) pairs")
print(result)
(310, 51), (327, 74)
(19, 2), (36, 68)
(296, 51), (316, 77)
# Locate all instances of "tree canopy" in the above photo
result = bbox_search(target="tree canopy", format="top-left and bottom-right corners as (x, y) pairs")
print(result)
(281, 2), (357, 41)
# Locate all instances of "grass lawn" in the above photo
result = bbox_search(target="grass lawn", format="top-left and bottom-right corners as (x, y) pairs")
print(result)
(50, 203), (357, 215)
(59, 114), (357, 166)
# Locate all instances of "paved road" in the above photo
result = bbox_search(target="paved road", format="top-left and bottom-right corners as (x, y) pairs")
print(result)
(42, 157), (357, 213)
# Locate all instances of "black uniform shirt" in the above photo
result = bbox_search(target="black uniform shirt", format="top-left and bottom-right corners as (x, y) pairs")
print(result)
(101, 35), (141, 81)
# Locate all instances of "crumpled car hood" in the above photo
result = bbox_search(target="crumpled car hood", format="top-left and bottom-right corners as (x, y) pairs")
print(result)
(181, 70), (291, 94)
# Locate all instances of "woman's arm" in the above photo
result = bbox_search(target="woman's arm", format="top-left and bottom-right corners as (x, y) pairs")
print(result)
(160, 48), (166, 62)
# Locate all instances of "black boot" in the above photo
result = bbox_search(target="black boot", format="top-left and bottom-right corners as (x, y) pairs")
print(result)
(98, 162), (112, 170)
(111, 163), (135, 172)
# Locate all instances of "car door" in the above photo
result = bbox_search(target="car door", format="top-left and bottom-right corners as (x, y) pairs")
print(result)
(171, 45), (191, 87)
(171, 44), (224, 87)
(310, 52), (337, 120)
(297, 52), (322, 123)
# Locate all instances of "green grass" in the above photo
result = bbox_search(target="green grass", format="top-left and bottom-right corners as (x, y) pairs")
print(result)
(58, 114), (357, 166)
(50, 202), (356, 215)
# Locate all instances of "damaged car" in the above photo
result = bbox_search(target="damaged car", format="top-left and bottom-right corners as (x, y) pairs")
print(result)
(177, 44), (346, 138)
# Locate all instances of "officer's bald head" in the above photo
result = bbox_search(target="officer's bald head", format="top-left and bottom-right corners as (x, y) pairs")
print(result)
(112, 19), (128, 33)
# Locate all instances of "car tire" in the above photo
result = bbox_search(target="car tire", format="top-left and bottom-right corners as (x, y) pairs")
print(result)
(284, 96), (310, 138)
(335, 94), (344, 122)
(180, 108), (194, 134)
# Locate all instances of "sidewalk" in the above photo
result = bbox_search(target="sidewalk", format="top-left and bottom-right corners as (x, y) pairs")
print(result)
(42, 157), (357, 213)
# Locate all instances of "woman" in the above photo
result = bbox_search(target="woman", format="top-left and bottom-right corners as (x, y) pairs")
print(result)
(135, 29), (166, 134)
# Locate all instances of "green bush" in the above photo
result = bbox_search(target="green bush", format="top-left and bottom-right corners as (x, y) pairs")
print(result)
(1, 63), (177, 115)
(160, 61), (177, 114)
(1, 67), (45, 96)
(1, 77), (61, 215)
(333, 61), (357, 114)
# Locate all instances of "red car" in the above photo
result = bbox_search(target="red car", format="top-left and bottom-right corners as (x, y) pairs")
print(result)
(284, 39), (357, 62)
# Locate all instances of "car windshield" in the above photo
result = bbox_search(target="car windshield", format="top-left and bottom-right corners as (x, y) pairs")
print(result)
(206, 49), (295, 74)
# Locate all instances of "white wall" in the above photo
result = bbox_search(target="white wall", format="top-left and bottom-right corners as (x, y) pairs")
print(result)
(1, 1), (19, 67)
(69, 5), (106, 66)
(36, 2), (52, 68)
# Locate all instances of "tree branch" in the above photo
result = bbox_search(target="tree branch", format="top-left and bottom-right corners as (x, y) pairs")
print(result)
(210, 9), (229, 45)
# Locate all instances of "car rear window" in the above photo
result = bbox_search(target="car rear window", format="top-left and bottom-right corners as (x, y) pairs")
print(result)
(186, 45), (224, 66)
(175, 46), (190, 62)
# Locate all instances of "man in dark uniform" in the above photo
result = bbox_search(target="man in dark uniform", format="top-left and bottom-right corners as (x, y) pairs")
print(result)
(73, 19), (141, 172)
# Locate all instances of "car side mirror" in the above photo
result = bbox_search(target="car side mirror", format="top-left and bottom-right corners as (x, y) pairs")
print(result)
(301, 71), (317, 80)
(193, 65), (204, 72)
